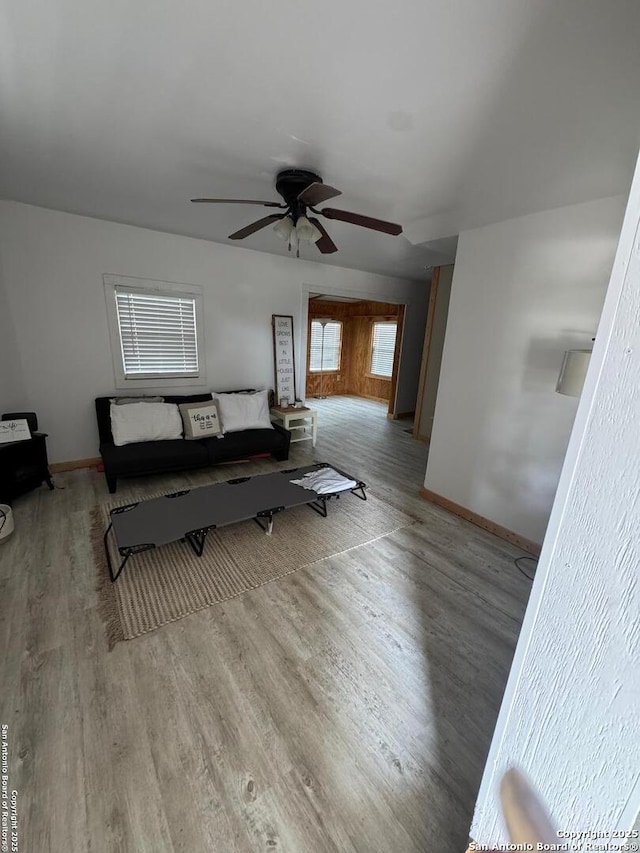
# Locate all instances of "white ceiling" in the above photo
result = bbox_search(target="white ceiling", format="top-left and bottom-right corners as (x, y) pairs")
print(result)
(1, 0), (639, 281)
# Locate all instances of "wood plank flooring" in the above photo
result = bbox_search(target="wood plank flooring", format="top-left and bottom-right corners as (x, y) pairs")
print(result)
(0, 395), (532, 852)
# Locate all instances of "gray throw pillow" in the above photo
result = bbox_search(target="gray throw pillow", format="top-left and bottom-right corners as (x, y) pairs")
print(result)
(112, 396), (165, 405)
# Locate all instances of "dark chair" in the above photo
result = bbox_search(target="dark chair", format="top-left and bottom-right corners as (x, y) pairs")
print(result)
(2, 412), (39, 432)
(0, 412), (53, 504)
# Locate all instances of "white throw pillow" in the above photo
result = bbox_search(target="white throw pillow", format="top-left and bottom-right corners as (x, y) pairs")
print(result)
(110, 402), (183, 446)
(214, 390), (273, 433)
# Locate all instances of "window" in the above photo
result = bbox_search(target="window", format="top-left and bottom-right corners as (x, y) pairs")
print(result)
(309, 320), (342, 372)
(104, 275), (205, 388)
(370, 321), (397, 378)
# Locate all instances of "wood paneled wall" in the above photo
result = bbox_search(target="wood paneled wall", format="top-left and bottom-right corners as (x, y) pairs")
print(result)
(306, 300), (401, 402)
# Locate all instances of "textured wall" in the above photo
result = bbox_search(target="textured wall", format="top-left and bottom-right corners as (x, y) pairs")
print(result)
(471, 162), (640, 844)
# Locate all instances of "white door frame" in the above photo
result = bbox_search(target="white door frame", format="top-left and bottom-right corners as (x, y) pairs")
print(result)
(299, 283), (406, 405)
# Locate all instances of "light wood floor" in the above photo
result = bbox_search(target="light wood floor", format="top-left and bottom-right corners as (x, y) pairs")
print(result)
(0, 395), (531, 852)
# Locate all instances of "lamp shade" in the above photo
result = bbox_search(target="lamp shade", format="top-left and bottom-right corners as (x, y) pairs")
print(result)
(273, 216), (294, 241)
(556, 349), (591, 397)
(295, 215), (322, 243)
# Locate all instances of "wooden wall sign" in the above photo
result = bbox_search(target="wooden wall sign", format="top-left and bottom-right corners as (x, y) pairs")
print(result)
(272, 314), (297, 405)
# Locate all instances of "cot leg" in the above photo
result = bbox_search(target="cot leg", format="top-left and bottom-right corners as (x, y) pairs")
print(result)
(104, 523), (133, 582)
(254, 513), (274, 535)
(308, 498), (329, 517)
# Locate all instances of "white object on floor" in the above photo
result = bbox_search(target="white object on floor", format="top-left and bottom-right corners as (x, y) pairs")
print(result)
(291, 467), (357, 495)
(0, 504), (15, 543)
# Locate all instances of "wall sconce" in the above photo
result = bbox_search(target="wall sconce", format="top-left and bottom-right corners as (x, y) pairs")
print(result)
(556, 349), (591, 397)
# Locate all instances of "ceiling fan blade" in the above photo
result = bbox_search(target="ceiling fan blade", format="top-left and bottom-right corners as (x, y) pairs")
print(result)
(297, 182), (342, 206)
(320, 207), (403, 236)
(309, 218), (338, 254)
(229, 214), (284, 240)
(191, 198), (284, 207)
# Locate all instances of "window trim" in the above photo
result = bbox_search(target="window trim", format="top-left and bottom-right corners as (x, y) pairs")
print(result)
(104, 274), (207, 390)
(368, 319), (398, 380)
(308, 318), (343, 373)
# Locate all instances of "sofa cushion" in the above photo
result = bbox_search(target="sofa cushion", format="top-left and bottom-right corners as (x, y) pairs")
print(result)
(101, 439), (209, 475)
(205, 428), (286, 463)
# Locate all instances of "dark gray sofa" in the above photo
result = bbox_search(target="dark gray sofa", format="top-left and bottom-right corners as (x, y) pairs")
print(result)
(95, 392), (290, 493)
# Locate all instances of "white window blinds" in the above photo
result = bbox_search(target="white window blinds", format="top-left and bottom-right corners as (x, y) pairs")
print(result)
(309, 320), (342, 371)
(370, 321), (397, 378)
(115, 288), (199, 378)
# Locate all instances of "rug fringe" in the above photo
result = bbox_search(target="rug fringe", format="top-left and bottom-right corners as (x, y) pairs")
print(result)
(90, 508), (124, 651)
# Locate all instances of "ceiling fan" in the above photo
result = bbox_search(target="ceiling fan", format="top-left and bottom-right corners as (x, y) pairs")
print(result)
(191, 169), (403, 256)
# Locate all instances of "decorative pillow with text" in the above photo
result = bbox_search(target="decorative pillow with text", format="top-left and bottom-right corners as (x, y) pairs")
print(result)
(179, 400), (223, 440)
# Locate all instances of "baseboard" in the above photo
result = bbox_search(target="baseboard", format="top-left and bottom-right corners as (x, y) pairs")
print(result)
(50, 456), (102, 473)
(413, 434), (430, 444)
(356, 393), (389, 403)
(419, 487), (541, 556)
(387, 410), (415, 420)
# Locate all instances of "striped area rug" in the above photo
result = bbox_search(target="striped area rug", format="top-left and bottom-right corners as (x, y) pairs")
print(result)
(92, 488), (414, 648)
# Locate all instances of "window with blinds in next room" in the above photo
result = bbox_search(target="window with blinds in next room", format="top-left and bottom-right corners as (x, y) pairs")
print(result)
(309, 319), (343, 372)
(369, 321), (397, 378)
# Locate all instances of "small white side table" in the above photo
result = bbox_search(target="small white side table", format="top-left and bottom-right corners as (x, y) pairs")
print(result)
(270, 406), (318, 448)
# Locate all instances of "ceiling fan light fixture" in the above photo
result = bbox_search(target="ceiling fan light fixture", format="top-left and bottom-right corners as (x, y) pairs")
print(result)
(295, 215), (322, 243)
(273, 216), (294, 240)
(309, 221), (323, 243)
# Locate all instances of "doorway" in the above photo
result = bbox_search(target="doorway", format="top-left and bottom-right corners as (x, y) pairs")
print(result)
(305, 294), (406, 416)
(413, 265), (454, 442)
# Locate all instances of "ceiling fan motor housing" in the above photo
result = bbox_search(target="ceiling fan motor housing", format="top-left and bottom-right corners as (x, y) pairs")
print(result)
(275, 168), (322, 215)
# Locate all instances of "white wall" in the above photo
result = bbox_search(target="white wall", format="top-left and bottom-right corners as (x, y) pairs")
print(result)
(0, 202), (427, 462)
(0, 245), (26, 413)
(471, 155), (640, 846)
(424, 195), (626, 544)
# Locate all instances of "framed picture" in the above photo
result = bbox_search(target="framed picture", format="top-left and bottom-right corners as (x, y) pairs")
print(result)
(0, 418), (32, 444)
(272, 314), (297, 406)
